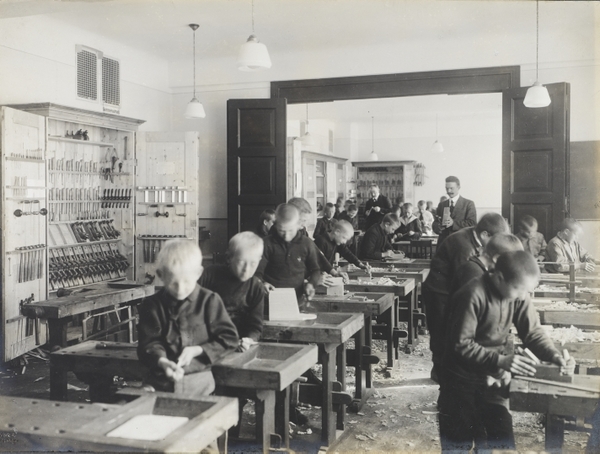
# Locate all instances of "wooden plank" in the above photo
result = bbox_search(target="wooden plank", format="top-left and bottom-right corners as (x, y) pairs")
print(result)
(539, 310), (600, 329)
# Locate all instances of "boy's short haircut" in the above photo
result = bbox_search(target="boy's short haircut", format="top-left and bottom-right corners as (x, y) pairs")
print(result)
(325, 202), (335, 209)
(418, 200), (426, 208)
(156, 239), (202, 274)
(228, 231), (264, 257)
(561, 217), (581, 232)
(259, 209), (276, 223)
(334, 219), (354, 234)
(476, 213), (508, 237)
(288, 197), (312, 215)
(495, 250), (540, 284)
(403, 202), (413, 210)
(445, 176), (460, 186)
(275, 203), (300, 223)
(347, 204), (357, 212)
(518, 215), (538, 230)
(383, 213), (400, 226)
(485, 233), (524, 257)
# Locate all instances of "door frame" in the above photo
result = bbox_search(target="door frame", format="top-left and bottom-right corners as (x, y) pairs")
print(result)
(271, 66), (520, 103)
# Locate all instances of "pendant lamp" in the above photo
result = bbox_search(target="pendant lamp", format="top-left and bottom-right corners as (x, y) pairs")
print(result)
(301, 104), (315, 147)
(431, 114), (444, 153)
(237, 0), (272, 71)
(523, 0), (551, 108)
(369, 116), (379, 161)
(184, 24), (206, 119)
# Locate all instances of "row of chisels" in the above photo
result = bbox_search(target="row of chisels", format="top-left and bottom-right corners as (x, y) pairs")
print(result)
(140, 235), (188, 263)
(16, 245), (45, 283)
(48, 243), (129, 290)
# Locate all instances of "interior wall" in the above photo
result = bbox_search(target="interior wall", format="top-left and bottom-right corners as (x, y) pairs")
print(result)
(0, 15), (172, 131)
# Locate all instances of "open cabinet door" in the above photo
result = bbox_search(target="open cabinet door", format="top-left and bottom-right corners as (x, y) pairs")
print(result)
(1, 107), (48, 361)
(135, 132), (199, 284)
(227, 98), (287, 239)
(502, 82), (570, 240)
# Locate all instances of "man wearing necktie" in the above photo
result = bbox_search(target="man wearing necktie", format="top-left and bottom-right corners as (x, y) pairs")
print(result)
(436, 176), (477, 245)
(364, 184), (392, 230)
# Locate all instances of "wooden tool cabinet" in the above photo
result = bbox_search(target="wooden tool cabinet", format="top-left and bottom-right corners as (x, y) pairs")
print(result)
(1, 104), (199, 362)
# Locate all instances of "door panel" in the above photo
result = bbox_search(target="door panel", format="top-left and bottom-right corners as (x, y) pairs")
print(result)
(502, 83), (570, 240)
(227, 98), (287, 239)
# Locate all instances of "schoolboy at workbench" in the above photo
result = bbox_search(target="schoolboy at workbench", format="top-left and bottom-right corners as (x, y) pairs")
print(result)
(137, 239), (239, 397)
(545, 218), (596, 273)
(199, 232), (266, 352)
(516, 215), (547, 262)
(358, 213), (403, 260)
(439, 251), (566, 451)
(451, 233), (523, 295)
(255, 203), (322, 299)
(314, 219), (369, 275)
(422, 212), (508, 382)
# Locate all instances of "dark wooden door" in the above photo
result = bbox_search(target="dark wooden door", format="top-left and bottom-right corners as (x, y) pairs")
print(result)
(502, 83), (570, 240)
(227, 98), (287, 239)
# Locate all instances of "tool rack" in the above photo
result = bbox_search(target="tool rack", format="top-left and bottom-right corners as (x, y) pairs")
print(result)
(1, 104), (199, 362)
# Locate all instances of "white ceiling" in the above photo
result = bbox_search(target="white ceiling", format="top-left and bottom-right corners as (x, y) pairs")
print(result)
(1, 0), (590, 62)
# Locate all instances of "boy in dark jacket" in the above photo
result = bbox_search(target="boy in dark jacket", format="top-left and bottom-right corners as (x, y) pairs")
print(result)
(137, 240), (239, 397)
(199, 231), (266, 352)
(439, 251), (566, 451)
(358, 213), (403, 260)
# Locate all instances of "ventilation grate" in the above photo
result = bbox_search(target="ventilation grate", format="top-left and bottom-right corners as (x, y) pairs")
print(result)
(102, 57), (120, 106)
(77, 50), (98, 100)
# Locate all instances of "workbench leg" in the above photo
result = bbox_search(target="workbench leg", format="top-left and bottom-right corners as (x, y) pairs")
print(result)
(275, 387), (290, 449)
(48, 318), (70, 349)
(320, 344), (337, 445)
(351, 325), (367, 411)
(545, 413), (565, 453)
(49, 357), (68, 401)
(336, 343), (346, 431)
(256, 390), (276, 454)
(365, 315), (373, 389)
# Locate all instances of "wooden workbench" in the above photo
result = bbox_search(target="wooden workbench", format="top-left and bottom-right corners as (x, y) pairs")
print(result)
(308, 291), (395, 410)
(25, 282), (155, 348)
(510, 375), (600, 451)
(345, 277), (418, 357)
(0, 393), (238, 453)
(262, 312), (364, 445)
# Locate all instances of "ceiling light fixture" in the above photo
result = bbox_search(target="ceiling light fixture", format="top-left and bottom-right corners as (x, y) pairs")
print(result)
(237, 0), (272, 71)
(523, 0), (551, 108)
(301, 104), (315, 148)
(370, 116), (379, 161)
(184, 24), (206, 119)
(431, 114), (444, 153)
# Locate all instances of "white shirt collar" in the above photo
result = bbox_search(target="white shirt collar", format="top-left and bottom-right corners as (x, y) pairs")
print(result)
(449, 194), (461, 205)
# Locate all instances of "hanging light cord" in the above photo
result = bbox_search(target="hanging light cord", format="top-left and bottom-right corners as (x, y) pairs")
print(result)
(535, 0), (539, 81)
(192, 27), (197, 98)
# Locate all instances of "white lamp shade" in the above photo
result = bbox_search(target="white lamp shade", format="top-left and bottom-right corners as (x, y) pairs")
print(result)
(238, 35), (272, 71)
(523, 81), (551, 108)
(301, 132), (315, 147)
(370, 151), (379, 161)
(185, 98), (206, 119)
(431, 140), (444, 153)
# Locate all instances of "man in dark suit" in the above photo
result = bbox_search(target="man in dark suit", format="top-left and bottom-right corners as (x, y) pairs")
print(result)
(364, 184), (392, 230)
(436, 176), (477, 245)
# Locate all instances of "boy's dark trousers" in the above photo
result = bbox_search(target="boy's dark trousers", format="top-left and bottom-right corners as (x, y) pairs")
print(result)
(438, 377), (515, 453)
(422, 286), (448, 378)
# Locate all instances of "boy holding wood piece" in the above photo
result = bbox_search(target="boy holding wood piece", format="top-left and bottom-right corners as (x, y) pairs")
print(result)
(199, 231), (266, 352)
(137, 239), (239, 397)
(439, 251), (566, 451)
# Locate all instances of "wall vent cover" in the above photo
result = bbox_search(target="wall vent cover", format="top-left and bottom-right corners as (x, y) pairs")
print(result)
(102, 56), (120, 109)
(76, 49), (98, 100)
